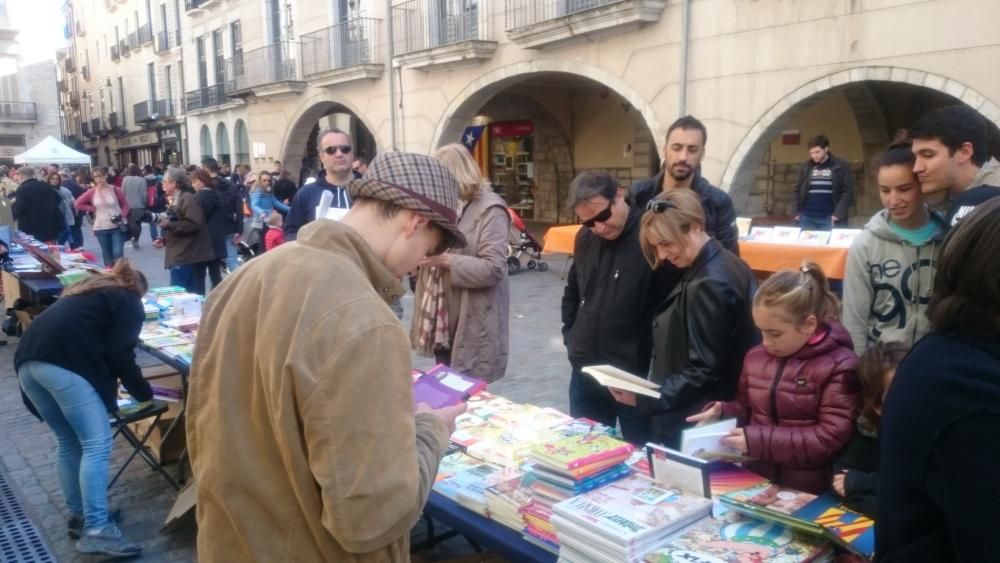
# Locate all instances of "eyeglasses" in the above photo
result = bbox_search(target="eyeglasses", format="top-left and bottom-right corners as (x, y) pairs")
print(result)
(322, 145), (352, 155)
(645, 199), (677, 213)
(580, 201), (614, 228)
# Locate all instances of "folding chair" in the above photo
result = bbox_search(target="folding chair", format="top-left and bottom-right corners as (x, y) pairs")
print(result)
(108, 400), (180, 491)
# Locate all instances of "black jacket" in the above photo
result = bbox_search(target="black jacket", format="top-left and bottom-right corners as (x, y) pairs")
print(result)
(273, 178), (298, 205)
(12, 179), (65, 241)
(629, 171), (740, 255)
(793, 153), (854, 221)
(945, 184), (1000, 228)
(639, 239), (759, 448)
(15, 288), (153, 416)
(877, 330), (1000, 563)
(284, 176), (351, 241)
(196, 188), (227, 259)
(833, 422), (879, 518)
(561, 206), (673, 375)
(214, 175), (244, 235)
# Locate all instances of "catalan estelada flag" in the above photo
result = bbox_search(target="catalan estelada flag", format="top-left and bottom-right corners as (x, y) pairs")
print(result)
(461, 125), (489, 176)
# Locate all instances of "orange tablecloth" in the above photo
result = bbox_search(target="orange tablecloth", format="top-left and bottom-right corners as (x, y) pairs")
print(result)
(738, 241), (849, 279)
(543, 224), (582, 254)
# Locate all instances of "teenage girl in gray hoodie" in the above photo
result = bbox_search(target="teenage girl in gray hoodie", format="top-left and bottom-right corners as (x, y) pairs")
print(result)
(843, 143), (947, 354)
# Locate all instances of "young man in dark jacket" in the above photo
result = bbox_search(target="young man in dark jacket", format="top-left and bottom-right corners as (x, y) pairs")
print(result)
(792, 134), (854, 230)
(202, 158), (244, 271)
(561, 170), (672, 445)
(630, 116), (740, 254)
(284, 128), (354, 241)
(12, 166), (65, 242)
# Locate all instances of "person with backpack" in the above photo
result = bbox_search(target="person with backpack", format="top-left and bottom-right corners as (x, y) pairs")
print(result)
(202, 158), (244, 272)
(143, 165), (167, 243)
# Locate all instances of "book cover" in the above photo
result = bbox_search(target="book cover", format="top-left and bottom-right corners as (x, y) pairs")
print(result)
(552, 474), (712, 546)
(829, 228), (863, 248)
(434, 462), (505, 501)
(642, 514), (832, 563)
(797, 230), (831, 246)
(708, 463), (769, 498)
(646, 444), (711, 498)
(434, 452), (484, 483)
(412, 364), (487, 409)
(485, 475), (533, 512)
(719, 482), (821, 536)
(747, 227), (774, 242)
(772, 226), (802, 244)
(736, 217), (753, 240)
(582, 365), (662, 399)
(793, 492), (875, 559)
(531, 434), (634, 470)
(681, 419), (743, 461)
(143, 335), (192, 349)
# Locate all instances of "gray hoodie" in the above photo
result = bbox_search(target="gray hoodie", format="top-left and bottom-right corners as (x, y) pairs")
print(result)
(843, 209), (947, 354)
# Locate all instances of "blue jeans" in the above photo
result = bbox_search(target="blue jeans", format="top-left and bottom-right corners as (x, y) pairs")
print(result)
(170, 264), (196, 293)
(148, 221), (159, 241)
(225, 236), (240, 271)
(18, 361), (112, 531)
(799, 214), (833, 231)
(93, 228), (125, 267)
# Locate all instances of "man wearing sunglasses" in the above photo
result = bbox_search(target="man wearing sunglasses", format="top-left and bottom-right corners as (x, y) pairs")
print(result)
(630, 115), (739, 254)
(561, 170), (673, 445)
(284, 128), (356, 241)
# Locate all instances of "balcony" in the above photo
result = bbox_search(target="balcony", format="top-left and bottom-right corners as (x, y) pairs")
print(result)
(155, 30), (171, 53)
(120, 39), (130, 57)
(392, 0), (496, 71)
(184, 84), (231, 113)
(128, 32), (140, 51)
(82, 121), (93, 138)
(81, 64), (91, 81)
(0, 102), (37, 122)
(64, 56), (76, 72)
(185, 0), (219, 14)
(134, 99), (176, 123)
(108, 112), (126, 133)
(111, 45), (121, 61)
(76, 20), (85, 37)
(505, 0), (667, 49)
(64, 135), (83, 149)
(91, 117), (109, 136)
(301, 18), (384, 88)
(223, 41), (305, 99)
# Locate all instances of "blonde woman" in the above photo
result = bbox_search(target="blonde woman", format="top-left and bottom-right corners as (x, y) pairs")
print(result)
(412, 143), (510, 382)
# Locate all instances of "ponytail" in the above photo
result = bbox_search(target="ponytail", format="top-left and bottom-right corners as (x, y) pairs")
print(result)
(754, 261), (840, 326)
(63, 259), (149, 298)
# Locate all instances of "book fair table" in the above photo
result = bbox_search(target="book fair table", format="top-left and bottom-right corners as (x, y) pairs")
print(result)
(542, 224), (581, 278)
(738, 241), (849, 279)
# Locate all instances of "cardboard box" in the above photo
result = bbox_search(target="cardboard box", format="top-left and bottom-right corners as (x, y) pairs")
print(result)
(129, 414), (186, 464)
(142, 364), (179, 379)
(162, 479), (197, 532)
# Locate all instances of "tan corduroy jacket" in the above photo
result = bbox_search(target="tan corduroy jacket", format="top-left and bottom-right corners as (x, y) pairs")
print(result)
(186, 219), (451, 562)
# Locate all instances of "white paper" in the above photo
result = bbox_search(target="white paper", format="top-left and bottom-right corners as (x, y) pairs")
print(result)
(315, 206), (349, 222)
(680, 418), (739, 459)
(440, 373), (475, 392)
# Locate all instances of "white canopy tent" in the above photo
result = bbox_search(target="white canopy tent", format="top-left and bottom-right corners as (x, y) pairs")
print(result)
(14, 135), (92, 166)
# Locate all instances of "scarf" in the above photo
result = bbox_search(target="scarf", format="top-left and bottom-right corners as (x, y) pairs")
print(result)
(413, 266), (451, 357)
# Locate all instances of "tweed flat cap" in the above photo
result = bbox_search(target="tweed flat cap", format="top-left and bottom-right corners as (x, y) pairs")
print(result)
(347, 152), (466, 249)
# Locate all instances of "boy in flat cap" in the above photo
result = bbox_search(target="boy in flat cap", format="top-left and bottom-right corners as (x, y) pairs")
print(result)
(187, 152), (468, 562)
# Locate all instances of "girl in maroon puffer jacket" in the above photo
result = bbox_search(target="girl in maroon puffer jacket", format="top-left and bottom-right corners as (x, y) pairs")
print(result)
(688, 262), (860, 494)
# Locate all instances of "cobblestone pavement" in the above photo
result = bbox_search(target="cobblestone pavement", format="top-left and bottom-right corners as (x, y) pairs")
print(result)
(0, 224), (574, 561)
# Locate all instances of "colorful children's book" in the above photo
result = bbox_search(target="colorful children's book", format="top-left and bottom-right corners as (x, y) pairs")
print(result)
(646, 443), (711, 498)
(829, 228), (863, 248)
(772, 226), (802, 244)
(708, 463), (769, 498)
(531, 434), (634, 472)
(143, 335), (192, 349)
(747, 227), (774, 242)
(798, 230), (831, 246)
(642, 514), (833, 563)
(434, 452), (485, 483)
(412, 364), (487, 409)
(719, 482), (820, 535)
(794, 492), (876, 560)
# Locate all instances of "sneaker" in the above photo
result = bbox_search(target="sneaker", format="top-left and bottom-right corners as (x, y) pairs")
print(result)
(68, 507), (122, 539)
(132, 240), (140, 250)
(76, 523), (141, 558)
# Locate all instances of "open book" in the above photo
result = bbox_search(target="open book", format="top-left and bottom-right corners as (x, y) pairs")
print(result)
(680, 418), (745, 461)
(581, 365), (660, 399)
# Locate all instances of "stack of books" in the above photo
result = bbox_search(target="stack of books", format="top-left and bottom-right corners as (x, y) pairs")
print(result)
(551, 474), (713, 563)
(434, 462), (520, 517)
(484, 474), (533, 531)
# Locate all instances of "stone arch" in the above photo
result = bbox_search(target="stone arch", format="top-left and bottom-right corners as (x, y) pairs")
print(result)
(199, 125), (213, 160)
(279, 93), (377, 179)
(478, 93), (575, 223)
(430, 60), (663, 154)
(721, 66), (1000, 213)
(234, 119), (250, 165)
(216, 122), (231, 165)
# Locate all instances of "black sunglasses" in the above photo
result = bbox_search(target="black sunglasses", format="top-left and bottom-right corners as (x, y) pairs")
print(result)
(580, 201), (614, 228)
(646, 199), (677, 213)
(323, 145), (352, 155)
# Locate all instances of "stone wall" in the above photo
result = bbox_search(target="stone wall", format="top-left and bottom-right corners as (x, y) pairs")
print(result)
(747, 159), (867, 225)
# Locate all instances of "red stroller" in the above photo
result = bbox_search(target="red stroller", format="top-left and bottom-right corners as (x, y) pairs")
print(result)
(506, 208), (548, 275)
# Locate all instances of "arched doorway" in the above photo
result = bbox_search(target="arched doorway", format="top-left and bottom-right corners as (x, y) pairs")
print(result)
(234, 119), (250, 165)
(281, 96), (377, 184)
(216, 123), (231, 166)
(200, 125), (213, 161)
(432, 66), (660, 224)
(721, 67), (1000, 222)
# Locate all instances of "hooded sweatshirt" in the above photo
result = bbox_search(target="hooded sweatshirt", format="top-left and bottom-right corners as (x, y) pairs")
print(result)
(842, 209), (946, 353)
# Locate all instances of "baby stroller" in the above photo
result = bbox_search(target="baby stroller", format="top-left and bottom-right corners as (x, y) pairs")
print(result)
(506, 208), (547, 275)
(221, 240), (257, 276)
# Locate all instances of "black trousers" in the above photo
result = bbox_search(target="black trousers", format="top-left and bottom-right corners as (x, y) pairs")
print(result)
(568, 367), (651, 445)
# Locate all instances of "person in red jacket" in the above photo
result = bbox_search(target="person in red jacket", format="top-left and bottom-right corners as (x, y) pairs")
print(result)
(689, 262), (859, 494)
(263, 211), (284, 252)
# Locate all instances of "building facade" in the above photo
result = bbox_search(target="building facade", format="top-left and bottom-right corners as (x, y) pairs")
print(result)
(0, 1), (60, 165)
(62, 0), (1000, 223)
